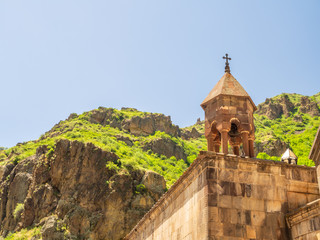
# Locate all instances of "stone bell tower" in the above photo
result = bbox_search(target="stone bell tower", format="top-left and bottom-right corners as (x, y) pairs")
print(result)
(201, 54), (257, 157)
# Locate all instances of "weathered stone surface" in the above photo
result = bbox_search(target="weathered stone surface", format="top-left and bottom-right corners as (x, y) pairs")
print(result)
(123, 114), (180, 137)
(257, 94), (320, 119)
(143, 137), (187, 161)
(125, 152), (319, 240)
(299, 96), (320, 116)
(181, 127), (202, 140)
(287, 199), (320, 239)
(0, 140), (166, 239)
(0, 157), (35, 233)
(41, 216), (64, 240)
(256, 94), (295, 119)
(254, 138), (288, 157)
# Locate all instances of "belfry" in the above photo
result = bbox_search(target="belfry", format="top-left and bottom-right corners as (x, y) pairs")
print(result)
(201, 54), (257, 157)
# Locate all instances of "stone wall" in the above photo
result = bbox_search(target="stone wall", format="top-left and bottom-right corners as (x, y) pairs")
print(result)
(287, 199), (320, 239)
(207, 153), (318, 239)
(125, 152), (319, 240)
(125, 152), (209, 240)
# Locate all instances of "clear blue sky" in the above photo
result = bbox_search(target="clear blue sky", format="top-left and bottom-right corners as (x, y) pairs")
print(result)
(0, 1), (319, 148)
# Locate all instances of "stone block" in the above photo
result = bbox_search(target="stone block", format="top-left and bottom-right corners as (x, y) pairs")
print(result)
(253, 185), (275, 200)
(244, 198), (265, 212)
(274, 187), (287, 201)
(218, 169), (235, 182)
(245, 225), (256, 239)
(224, 160), (238, 169)
(208, 222), (223, 236)
(229, 209), (245, 225)
(266, 200), (282, 212)
(238, 162), (257, 171)
(207, 167), (217, 180)
(222, 223), (235, 236)
(254, 174), (272, 185)
(250, 211), (266, 226)
(219, 207), (231, 223)
(208, 207), (219, 222)
(308, 194), (319, 203)
(287, 192), (307, 210)
(308, 183), (320, 194)
(219, 181), (241, 196)
(256, 226), (275, 239)
(288, 180), (309, 193)
(232, 196), (242, 209)
(238, 171), (253, 183)
(265, 212), (280, 228)
(208, 193), (218, 207)
(208, 180), (223, 194)
(257, 163), (273, 173)
(240, 183), (252, 197)
(218, 195), (232, 208)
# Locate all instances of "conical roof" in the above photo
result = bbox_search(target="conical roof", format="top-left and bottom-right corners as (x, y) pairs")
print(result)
(281, 148), (297, 160)
(201, 72), (256, 109)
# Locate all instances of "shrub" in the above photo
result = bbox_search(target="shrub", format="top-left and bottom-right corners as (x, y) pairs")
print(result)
(13, 203), (24, 219)
(106, 161), (120, 172)
(135, 184), (147, 194)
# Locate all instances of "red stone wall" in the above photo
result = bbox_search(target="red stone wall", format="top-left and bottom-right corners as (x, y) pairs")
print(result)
(126, 152), (319, 240)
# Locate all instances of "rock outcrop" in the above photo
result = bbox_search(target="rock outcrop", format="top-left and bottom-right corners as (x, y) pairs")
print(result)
(256, 94), (295, 119)
(85, 107), (181, 137)
(122, 115), (180, 137)
(181, 127), (202, 140)
(299, 96), (320, 116)
(256, 94), (320, 119)
(143, 138), (187, 161)
(254, 138), (288, 157)
(0, 140), (166, 239)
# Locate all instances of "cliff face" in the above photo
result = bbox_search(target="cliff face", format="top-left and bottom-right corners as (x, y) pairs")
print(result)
(254, 93), (320, 162)
(256, 94), (320, 119)
(0, 140), (166, 239)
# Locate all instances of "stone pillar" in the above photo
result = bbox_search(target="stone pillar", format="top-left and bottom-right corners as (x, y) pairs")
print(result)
(233, 145), (240, 156)
(207, 136), (214, 151)
(249, 138), (254, 158)
(214, 143), (220, 153)
(241, 131), (249, 157)
(221, 130), (229, 154)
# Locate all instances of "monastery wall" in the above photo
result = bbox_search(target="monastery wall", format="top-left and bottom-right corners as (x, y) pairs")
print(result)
(207, 153), (318, 239)
(125, 153), (210, 240)
(287, 199), (320, 239)
(125, 152), (319, 240)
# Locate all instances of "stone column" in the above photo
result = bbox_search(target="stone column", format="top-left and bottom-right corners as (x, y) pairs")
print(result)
(233, 145), (240, 156)
(241, 131), (249, 157)
(221, 130), (229, 154)
(214, 143), (220, 153)
(249, 138), (255, 158)
(207, 136), (214, 151)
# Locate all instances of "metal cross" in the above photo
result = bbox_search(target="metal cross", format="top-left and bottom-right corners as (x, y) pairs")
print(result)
(223, 53), (231, 64)
(222, 53), (231, 73)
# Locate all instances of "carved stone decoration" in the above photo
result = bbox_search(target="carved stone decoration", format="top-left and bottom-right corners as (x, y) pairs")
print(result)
(201, 70), (257, 157)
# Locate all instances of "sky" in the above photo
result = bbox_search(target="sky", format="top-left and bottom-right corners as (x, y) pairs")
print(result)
(0, 1), (319, 148)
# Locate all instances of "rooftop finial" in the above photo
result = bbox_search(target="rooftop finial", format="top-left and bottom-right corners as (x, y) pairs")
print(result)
(223, 53), (231, 73)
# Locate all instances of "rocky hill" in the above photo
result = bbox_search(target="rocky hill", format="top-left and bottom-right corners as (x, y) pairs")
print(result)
(0, 92), (319, 239)
(254, 92), (320, 165)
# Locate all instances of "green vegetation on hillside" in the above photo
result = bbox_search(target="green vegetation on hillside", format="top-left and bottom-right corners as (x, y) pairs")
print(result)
(4, 227), (41, 240)
(1, 92), (319, 187)
(0, 108), (206, 187)
(254, 113), (319, 166)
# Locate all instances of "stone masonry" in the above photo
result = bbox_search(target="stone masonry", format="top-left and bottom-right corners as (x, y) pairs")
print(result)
(125, 152), (319, 239)
(284, 126), (320, 239)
